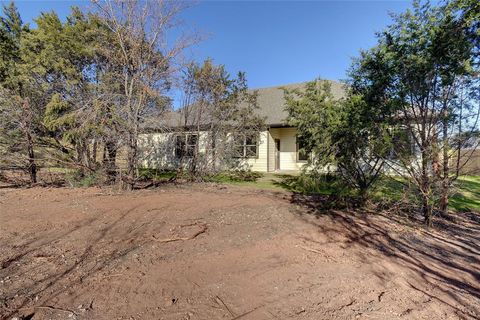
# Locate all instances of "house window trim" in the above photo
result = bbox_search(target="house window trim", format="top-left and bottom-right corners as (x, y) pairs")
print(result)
(175, 133), (198, 159)
(234, 133), (259, 159)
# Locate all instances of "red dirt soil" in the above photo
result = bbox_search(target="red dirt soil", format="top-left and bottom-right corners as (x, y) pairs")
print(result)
(0, 184), (479, 320)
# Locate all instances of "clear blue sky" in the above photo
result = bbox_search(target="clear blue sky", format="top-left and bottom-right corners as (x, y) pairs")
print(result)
(3, 0), (412, 89)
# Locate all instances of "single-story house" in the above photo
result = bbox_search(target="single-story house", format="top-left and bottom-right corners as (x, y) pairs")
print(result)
(139, 81), (345, 173)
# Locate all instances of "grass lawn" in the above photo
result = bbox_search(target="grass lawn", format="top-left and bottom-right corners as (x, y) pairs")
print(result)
(371, 175), (480, 212)
(217, 172), (480, 213)
(450, 176), (480, 212)
(124, 169), (480, 213)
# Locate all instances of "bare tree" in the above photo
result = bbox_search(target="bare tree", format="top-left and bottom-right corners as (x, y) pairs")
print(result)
(93, 0), (199, 188)
(175, 59), (264, 179)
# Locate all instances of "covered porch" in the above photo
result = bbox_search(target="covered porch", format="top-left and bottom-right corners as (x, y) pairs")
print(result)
(267, 127), (306, 172)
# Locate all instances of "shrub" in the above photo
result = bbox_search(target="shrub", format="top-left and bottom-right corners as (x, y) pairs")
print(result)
(276, 172), (345, 195)
(205, 170), (264, 183)
(65, 170), (100, 188)
(225, 170), (263, 182)
(138, 168), (177, 181)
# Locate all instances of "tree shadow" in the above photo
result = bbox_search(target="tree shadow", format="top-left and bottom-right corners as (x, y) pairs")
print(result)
(271, 174), (343, 196)
(289, 193), (480, 319)
(0, 204), (169, 319)
(0, 169), (66, 189)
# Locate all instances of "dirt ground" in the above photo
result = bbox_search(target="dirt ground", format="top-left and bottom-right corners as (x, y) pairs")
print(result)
(0, 184), (479, 320)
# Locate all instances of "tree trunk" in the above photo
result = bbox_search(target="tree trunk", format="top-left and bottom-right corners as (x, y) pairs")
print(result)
(104, 141), (117, 182)
(22, 98), (37, 184)
(439, 187), (449, 216)
(92, 139), (97, 164)
(76, 143), (86, 176)
(358, 186), (369, 207)
(420, 142), (433, 226)
(26, 131), (37, 184)
(85, 139), (92, 170)
(440, 116), (450, 216)
(422, 195), (433, 227)
(432, 129), (441, 178)
(125, 133), (137, 190)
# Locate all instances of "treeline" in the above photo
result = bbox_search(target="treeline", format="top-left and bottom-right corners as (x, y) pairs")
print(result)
(287, 0), (479, 225)
(0, 1), (262, 188)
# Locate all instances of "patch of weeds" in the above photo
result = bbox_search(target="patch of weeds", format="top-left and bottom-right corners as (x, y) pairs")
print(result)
(65, 170), (101, 188)
(273, 173), (346, 195)
(224, 170), (264, 182)
(138, 168), (177, 181)
(207, 170), (264, 183)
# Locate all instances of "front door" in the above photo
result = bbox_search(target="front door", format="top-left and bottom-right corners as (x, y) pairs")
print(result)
(275, 139), (280, 170)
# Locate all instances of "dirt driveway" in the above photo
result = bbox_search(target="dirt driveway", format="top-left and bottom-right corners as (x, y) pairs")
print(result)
(0, 184), (479, 319)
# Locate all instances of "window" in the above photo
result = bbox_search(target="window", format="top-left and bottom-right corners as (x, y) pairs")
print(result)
(388, 128), (413, 160)
(175, 135), (186, 158)
(297, 137), (309, 161)
(186, 134), (197, 157)
(234, 134), (258, 158)
(175, 133), (198, 158)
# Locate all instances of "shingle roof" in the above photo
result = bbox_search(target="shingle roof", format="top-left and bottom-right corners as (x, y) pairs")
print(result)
(143, 80), (346, 131)
(253, 80), (346, 126)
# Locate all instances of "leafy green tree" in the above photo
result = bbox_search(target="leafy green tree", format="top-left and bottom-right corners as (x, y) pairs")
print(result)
(451, 0), (479, 55)
(0, 1), (44, 183)
(349, 0), (479, 224)
(23, 8), (105, 172)
(0, 3), (118, 183)
(284, 80), (388, 201)
(0, 1), (21, 84)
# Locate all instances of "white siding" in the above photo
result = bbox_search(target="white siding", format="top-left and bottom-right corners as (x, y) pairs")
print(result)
(241, 130), (269, 172)
(139, 130), (270, 172)
(267, 130), (275, 172)
(138, 132), (176, 169)
(138, 131), (210, 169)
(139, 128), (306, 173)
(268, 127), (305, 172)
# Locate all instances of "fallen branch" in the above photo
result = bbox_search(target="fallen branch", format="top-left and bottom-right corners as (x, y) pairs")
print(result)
(135, 180), (167, 189)
(19, 305), (77, 316)
(153, 223), (208, 243)
(231, 305), (264, 320)
(215, 295), (235, 317)
(298, 245), (324, 255)
(378, 291), (385, 302)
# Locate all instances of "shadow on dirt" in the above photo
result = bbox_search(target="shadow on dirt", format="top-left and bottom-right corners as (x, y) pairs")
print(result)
(289, 192), (480, 319)
(0, 204), (157, 320)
